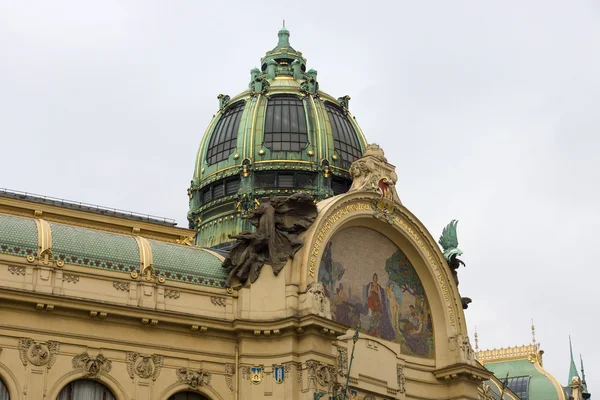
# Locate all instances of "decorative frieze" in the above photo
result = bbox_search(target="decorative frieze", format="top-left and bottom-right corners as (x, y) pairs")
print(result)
(477, 343), (539, 363)
(18, 338), (60, 369)
(165, 289), (180, 299)
(176, 367), (211, 388)
(211, 296), (226, 307)
(113, 281), (130, 291)
(126, 352), (163, 380)
(62, 274), (79, 284)
(72, 352), (111, 377)
(397, 364), (406, 393)
(8, 266), (25, 275)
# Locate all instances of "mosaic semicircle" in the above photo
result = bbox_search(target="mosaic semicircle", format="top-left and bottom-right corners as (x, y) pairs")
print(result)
(318, 226), (434, 358)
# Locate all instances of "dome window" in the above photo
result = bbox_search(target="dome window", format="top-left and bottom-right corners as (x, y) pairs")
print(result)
(325, 103), (362, 168)
(264, 95), (308, 152)
(206, 101), (246, 166)
(505, 376), (530, 400)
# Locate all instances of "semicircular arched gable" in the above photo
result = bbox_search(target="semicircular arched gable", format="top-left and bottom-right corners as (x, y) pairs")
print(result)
(295, 192), (467, 360)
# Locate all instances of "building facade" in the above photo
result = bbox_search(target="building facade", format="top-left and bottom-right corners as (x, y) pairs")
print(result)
(0, 25), (589, 400)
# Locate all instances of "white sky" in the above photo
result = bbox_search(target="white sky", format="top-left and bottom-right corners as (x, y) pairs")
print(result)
(1, 0), (598, 392)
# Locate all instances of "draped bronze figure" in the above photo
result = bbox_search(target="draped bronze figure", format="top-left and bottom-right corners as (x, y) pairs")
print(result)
(223, 193), (318, 287)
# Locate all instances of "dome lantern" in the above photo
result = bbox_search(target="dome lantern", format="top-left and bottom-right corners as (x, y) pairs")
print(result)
(188, 25), (367, 249)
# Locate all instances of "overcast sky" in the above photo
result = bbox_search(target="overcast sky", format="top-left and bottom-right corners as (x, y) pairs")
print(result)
(1, 0), (598, 392)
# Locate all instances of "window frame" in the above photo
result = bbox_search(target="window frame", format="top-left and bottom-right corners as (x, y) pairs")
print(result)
(263, 95), (309, 152)
(205, 101), (246, 166)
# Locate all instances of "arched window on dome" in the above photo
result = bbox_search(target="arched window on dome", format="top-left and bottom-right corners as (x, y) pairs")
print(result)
(56, 379), (116, 400)
(167, 391), (209, 400)
(263, 95), (308, 152)
(324, 102), (362, 168)
(206, 101), (246, 166)
(0, 376), (9, 400)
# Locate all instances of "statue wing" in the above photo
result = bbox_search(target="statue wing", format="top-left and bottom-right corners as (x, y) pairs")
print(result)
(438, 220), (459, 251)
(273, 193), (318, 232)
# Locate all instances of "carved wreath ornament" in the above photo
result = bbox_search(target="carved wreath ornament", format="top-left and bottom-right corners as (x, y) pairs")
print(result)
(126, 352), (163, 380)
(72, 352), (112, 377)
(18, 338), (59, 368)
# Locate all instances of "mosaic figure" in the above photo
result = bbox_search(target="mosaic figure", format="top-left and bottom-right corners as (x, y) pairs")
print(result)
(318, 227), (434, 358)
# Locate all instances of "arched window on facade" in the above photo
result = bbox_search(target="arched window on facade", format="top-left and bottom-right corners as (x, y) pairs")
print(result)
(0, 377), (9, 400)
(56, 379), (116, 400)
(168, 392), (209, 400)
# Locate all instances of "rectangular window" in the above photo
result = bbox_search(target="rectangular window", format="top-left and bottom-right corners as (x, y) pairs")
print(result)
(256, 172), (276, 188)
(278, 173), (294, 188)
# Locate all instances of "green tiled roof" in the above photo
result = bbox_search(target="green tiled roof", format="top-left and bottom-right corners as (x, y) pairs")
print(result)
(149, 240), (226, 288)
(0, 214), (38, 258)
(50, 223), (139, 274)
(485, 359), (563, 400)
(0, 214), (227, 289)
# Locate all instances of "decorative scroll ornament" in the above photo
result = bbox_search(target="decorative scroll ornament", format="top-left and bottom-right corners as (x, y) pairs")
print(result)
(348, 144), (401, 204)
(176, 367), (211, 388)
(176, 236), (194, 246)
(72, 352), (111, 377)
(337, 347), (348, 377)
(18, 338), (60, 368)
(223, 193), (318, 287)
(306, 282), (332, 319)
(397, 364), (406, 394)
(438, 220), (471, 309)
(225, 364), (235, 392)
(126, 352), (163, 381)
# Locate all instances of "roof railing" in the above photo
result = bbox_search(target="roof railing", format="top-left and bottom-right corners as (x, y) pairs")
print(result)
(0, 188), (177, 227)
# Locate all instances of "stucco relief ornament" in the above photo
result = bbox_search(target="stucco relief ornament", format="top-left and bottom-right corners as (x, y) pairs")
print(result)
(438, 220), (472, 309)
(397, 364), (406, 394)
(72, 352), (111, 377)
(126, 352), (163, 380)
(176, 367), (212, 388)
(223, 193), (318, 287)
(18, 338), (60, 368)
(349, 144), (401, 202)
(460, 335), (474, 361)
(337, 347), (348, 377)
(306, 282), (332, 319)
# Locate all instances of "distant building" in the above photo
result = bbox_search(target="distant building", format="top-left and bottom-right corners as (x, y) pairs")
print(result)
(476, 325), (591, 399)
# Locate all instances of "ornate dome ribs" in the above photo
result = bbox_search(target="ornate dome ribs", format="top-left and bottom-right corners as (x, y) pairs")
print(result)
(188, 25), (367, 248)
(205, 101), (245, 166)
(324, 102), (363, 169)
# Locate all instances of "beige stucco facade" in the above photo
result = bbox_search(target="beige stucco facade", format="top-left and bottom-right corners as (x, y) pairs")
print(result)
(0, 158), (491, 399)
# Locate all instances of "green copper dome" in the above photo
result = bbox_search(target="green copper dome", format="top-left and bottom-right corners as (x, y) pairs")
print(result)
(187, 25), (367, 249)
